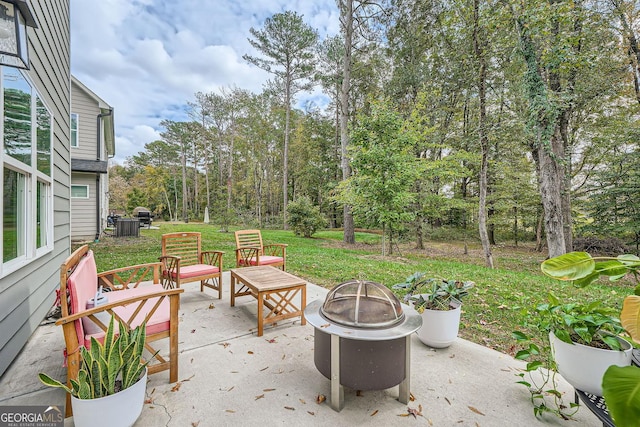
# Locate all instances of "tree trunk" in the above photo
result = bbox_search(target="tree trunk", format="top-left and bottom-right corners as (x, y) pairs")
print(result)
(283, 75), (291, 229)
(538, 130), (566, 257)
(473, 0), (494, 268)
(340, 0), (355, 244)
(181, 152), (188, 223)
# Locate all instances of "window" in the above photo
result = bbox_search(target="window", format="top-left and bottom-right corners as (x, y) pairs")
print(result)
(1, 67), (53, 275)
(70, 113), (78, 147)
(71, 185), (88, 198)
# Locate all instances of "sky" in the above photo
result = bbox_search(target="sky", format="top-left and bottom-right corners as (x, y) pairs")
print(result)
(70, 0), (340, 164)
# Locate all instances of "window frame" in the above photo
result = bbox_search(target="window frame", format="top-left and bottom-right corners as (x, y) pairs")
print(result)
(1, 67), (54, 277)
(70, 112), (78, 147)
(71, 184), (89, 199)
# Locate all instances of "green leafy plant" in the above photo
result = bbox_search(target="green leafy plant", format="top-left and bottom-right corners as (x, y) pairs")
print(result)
(38, 316), (149, 399)
(527, 251), (640, 426)
(286, 196), (327, 238)
(393, 272), (474, 313)
(512, 330), (579, 419)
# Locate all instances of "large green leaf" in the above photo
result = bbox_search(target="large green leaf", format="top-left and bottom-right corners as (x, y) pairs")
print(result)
(541, 252), (595, 281)
(602, 365), (640, 427)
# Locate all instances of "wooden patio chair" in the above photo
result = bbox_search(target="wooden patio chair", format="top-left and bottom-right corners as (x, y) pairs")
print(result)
(57, 244), (183, 417)
(159, 232), (224, 299)
(234, 229), (287, 270)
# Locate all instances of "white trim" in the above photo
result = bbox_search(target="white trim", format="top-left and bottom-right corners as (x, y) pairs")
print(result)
(71, 184), (89, 198)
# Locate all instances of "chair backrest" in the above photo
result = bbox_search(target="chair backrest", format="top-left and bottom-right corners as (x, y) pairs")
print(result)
(235, 230), (264, 254)
(162, 232), (202, 266)
(60, 245), (98, 345)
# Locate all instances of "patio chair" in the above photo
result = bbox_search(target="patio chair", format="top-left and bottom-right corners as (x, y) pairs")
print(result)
(159, 232), (224, 298)
(234, 229), (287, 270)
(57, 244), (183, 417)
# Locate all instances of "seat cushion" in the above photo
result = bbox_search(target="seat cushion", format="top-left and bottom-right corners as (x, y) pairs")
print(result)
(247, 256), (283, 266)
(83, 285), (169, 347)
(170, 264), (219, 279)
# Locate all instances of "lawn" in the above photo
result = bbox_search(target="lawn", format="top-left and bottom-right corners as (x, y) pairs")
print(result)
(82, 222), (631, 356)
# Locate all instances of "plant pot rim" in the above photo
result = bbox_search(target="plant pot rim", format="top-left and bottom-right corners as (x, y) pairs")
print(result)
(549, 331), (633, 352)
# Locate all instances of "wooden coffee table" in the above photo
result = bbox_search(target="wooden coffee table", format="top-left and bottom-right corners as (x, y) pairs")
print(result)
(230, 266), (307, 336)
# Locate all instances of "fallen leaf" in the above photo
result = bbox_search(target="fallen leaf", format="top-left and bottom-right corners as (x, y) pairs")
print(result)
(307, 411), (315, 416)
(468, 406), (485, 416)
(263, 388), (276, 392)
(150, 387), (156, 395)
(171, 382), (182, 392)
(316, 394), (326, 404)
(192, 422), (200, 427)
(371, 410), (378, 416)
(248, 351), (254, 354)
(407, 406), (423, 418)
(225, 409), (235, 413)
(398, 414), (410, 417)
(497, 304), (508, 309)
(220, 342), (230, 348)
(231, 371), (239, 373)
(266, 338), (277, 343)
(299, 399), (306, 404)
(282, 354), (286, 360)
(475, 423), (481, 427)
(144, 398), (154, 404)
(284, 406), (295, 410)
(182, 374), (195, 382)
(227, 386), (234, 392)
(445, 397), (451, 405)
(320, 324), (330, 328)
(409, 392), (416, 401)
(255, 394), (265, 400)
(428, 419), (433, 426)
(208, 303), (215, 309)
(449, 354), (455, 358)
(260, 366), (269, 371)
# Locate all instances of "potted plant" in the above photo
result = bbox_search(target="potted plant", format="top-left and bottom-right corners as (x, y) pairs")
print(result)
(39, 316), (149, 427)
(539, 251), (640, 426)
(394, 273), (474, 348)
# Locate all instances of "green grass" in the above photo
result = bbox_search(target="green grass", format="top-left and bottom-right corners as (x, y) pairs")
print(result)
(82, 223), (631, 356)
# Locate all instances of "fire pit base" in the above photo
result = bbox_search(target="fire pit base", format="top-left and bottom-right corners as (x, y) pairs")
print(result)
(314, 329), (407, 390)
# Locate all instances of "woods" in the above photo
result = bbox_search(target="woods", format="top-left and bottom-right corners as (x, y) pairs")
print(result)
(110, 1), (640, 258)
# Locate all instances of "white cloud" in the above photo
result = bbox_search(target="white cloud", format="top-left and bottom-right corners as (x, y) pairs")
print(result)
(71, 0), (338, 163)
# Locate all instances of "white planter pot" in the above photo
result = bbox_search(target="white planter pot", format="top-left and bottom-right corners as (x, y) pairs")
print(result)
(71, 368), (147, 427)
(549, 331), (632, 396)
(416, 304), (462, 348)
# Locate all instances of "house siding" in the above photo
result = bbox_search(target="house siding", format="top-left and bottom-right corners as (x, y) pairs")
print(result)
(0, 0), (71, 377)
(71, 173), (97, 241)
(71, 80), (99, 160)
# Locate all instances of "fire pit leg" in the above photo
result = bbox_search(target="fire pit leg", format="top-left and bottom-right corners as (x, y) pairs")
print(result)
(330, 334), (344, 411)
(398, 335), (411, 404)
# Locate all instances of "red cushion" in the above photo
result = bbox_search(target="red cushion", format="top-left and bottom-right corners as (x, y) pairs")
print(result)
(169, 264), (219, 279)
(245, 256), (283, 266)
(83, 285), (169, 347)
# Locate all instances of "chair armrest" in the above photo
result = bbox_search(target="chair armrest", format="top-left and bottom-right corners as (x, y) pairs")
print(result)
(235, 247), (260, 266)
(201, 251), (224, 270)
(263, 244), (287, 258)
(98, 262), (162, 290)
(56, 288), (184, 326)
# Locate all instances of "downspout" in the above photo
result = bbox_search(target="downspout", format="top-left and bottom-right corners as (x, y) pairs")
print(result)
(95, 108), (113, 242)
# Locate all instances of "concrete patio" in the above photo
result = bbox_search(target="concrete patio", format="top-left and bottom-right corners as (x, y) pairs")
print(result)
(0, 273), (601, 426)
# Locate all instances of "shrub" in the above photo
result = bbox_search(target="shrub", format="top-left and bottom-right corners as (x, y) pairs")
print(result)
(287, 196), (326, 238)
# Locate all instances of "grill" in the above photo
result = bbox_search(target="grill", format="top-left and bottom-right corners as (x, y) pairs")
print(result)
(305, 280), (422, 411)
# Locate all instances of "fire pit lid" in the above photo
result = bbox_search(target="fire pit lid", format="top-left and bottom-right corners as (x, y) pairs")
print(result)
(320, 280), (404, 328)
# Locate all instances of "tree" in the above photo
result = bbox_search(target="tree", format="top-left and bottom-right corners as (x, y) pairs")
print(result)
(337, 100), (421, 255)
(243, 11), (318, 229)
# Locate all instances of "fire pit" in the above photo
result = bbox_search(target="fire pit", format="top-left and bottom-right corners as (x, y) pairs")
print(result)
(304, 280), (422, 411)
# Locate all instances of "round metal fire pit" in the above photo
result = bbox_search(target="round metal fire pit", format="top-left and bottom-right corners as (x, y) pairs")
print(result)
(305, 280), (422, 411)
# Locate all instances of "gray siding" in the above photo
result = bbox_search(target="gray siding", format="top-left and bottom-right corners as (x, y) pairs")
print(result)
(71, 80), (99, 160)
(71, 173), (96, 241)
(0, 0), (71, 377)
